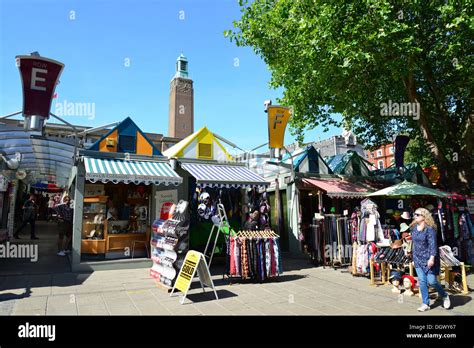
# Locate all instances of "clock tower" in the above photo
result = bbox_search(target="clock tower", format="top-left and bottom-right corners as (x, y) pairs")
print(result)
(168, 54), (194, 139)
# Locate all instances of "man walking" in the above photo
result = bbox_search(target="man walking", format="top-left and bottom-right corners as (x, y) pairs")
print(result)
(55, 195), (73, 256)
(14, 194), (39, 240)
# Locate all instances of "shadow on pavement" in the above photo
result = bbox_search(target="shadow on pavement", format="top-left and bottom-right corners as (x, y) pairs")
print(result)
(184, 289), (237, 303)
(0, 221), (93, 302)
(430, 294), (471, 310)
(0, 288), (32, 302)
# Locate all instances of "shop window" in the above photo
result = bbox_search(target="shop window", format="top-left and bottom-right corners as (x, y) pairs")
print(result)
(198, 143), (212, 159)
(120, 135), (136, 153)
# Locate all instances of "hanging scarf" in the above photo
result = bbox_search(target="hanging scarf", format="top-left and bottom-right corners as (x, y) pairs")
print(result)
(265, 238), (271, 277)
(240, 237), (249, 279)
(246, 238), (254, 279)
(275, 237), (283, 274)
(270, 238), (277, 277)
(235, 237), (241, 276)
(229, 237), (236, 276)
(259, 239), (265, 281)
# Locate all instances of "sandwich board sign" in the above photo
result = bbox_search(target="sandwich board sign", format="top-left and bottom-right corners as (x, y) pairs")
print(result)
(170, 250), (218, 304)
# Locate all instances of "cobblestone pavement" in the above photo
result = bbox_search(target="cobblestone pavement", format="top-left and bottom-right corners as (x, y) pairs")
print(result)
(1, 257), (472, 316)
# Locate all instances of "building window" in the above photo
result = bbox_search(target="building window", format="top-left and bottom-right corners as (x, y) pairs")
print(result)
(198, 143), (212, 159)
(389, 146), (395, 154)
(377, 150), (383, 157)
(119, 135), (136, 153)
(390, 158), (395, 165)
(371, 153), (374, 158)
(378, 160), (384, 169)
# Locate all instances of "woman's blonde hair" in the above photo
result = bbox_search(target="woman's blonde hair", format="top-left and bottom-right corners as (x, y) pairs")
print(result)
(410, 207), (437, 230)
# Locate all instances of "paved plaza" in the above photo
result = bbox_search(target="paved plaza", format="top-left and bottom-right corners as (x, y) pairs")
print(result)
(1, 224), (472, 316)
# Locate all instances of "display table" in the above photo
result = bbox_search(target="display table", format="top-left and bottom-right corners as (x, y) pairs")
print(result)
(443, 262), (469, 294)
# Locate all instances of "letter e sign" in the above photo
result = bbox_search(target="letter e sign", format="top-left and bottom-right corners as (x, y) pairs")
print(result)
(31, 68), (47, 91)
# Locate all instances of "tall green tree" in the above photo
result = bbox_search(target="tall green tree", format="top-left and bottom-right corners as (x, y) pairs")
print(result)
(226, 0), (473, 192)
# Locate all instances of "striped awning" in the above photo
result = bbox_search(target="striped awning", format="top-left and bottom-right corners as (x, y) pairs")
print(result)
(181, 162), (269, 188)
(83, 157), (182, 186)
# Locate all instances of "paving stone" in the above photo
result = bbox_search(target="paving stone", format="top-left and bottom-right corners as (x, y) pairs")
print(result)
(76, 293), (105, 306)
(77, 303), (109, 315)
(14, 296), (48, 311)
(105, 304), (140, 315)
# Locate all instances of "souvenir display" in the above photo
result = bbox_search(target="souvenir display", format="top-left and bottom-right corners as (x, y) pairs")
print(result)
(389, 270), (403, 294)
(402, 275), (417, 296)
(150, 200), (190, 287)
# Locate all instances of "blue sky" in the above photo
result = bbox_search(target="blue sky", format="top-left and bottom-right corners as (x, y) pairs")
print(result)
(0, 0), (341, 152)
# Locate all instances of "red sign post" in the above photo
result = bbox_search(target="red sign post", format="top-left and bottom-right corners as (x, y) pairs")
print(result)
(16, 55), (64, 131)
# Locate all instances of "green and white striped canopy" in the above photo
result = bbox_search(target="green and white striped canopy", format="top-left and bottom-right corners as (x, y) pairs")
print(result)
(83, 156), (182, 186)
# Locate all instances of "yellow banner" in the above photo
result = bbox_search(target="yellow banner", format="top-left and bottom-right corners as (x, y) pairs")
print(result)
(174, 250), (200, 293)
(267, 106), (291, 149)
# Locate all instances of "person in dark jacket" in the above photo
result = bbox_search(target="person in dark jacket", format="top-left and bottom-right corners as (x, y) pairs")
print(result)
(14, 194), (38, 240)
(244, 210), (260, 231)
(55, 196), (74, 256)
(411, 208), (450, 312)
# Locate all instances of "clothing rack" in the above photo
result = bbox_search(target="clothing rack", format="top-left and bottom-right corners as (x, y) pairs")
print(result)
(225, 230), (282, 282)
(309, 220), (325, 266)
(236, 230), (279, 238)
(322, 215), (352, 268)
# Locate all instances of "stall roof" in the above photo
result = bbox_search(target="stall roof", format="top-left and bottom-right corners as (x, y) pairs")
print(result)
(163, 127), (233, 161)
(0, 125), (75, 187)
(367, 180), (448, 198)
(180, 162), (269, 188)
(282, 145), (332, 174)
(371, 163), (431, 185)
(301, 178), (372, 198)
(325, 150), (372, 176)
(83, 156), (182, 186)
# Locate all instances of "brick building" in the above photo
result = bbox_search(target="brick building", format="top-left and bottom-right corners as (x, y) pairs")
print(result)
(365, 143), (395, 170)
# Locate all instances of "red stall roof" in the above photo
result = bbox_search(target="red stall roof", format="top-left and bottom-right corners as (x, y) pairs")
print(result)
(301, 178), (372, 198)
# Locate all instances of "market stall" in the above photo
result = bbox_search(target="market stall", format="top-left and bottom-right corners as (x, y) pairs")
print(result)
(69, 118), (183, 271)
(163, 127), (270, 262)
(365, 180), (472, 292)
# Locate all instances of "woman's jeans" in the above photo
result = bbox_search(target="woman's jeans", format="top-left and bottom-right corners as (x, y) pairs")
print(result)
(415, 267), (448, 305)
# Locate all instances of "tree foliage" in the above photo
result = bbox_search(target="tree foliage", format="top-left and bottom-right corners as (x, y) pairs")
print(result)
(226, 0), (473, 192)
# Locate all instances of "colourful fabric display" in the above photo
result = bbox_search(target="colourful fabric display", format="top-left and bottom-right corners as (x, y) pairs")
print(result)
(226, 233), (282, 281)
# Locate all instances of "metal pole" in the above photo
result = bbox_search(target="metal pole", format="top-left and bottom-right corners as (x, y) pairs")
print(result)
(49, 112), (79, 163)
(0, 111), (23, 120)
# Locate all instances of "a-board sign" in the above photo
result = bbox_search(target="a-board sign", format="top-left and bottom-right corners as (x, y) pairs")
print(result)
(171, 250), (218, 304)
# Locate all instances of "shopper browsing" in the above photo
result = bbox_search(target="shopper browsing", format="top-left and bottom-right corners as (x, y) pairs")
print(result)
(411, 208), (450, 312)
(244, 210), (260, 231)
(47, 196), (55, 221)
(55, 196), (74, 256)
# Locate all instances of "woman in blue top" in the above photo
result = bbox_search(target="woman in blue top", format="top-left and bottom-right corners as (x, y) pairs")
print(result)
(411, 208), (450, 311)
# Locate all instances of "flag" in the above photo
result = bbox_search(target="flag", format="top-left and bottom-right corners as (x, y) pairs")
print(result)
(395, 135), (410, 168)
